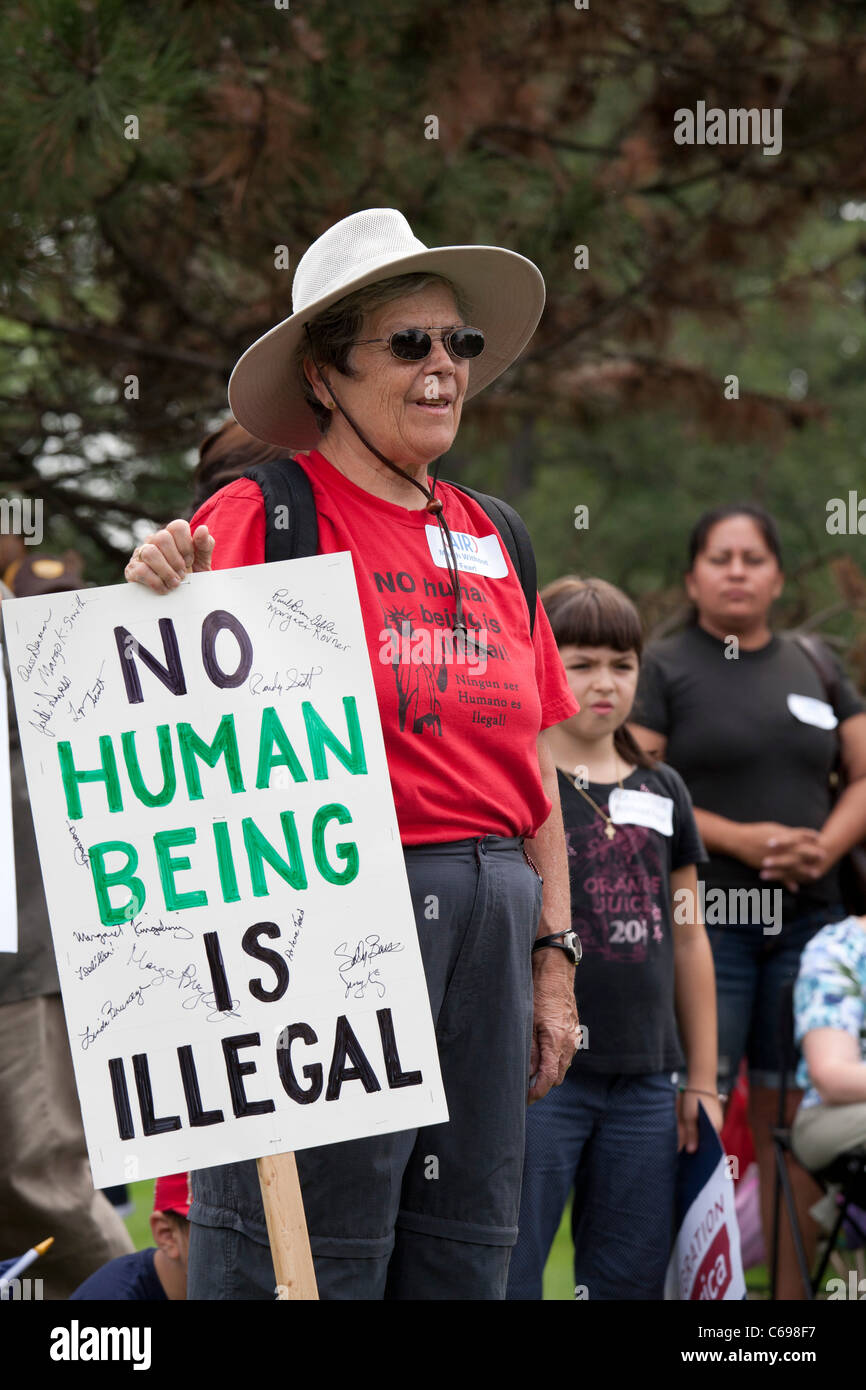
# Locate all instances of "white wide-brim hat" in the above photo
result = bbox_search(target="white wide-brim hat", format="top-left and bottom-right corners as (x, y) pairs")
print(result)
(227, 208), (546, 449)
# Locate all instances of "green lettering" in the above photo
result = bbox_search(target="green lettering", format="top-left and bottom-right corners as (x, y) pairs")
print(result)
(121, 725), (176, 808)
(242, 813), (307, 895)
(88, 840), (145, 926)
(255, 706), (308, 789)
(154, 827), (207, 911)
(58, 737), (123, 819)
(213, 821), (240, 903)
(312, 803), (359, 885)
(302, 697), (367, 780)
(177, 714), (244, 800)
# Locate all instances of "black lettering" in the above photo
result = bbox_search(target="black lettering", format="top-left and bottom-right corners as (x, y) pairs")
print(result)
(177, 1044), (225, 1126)
(276, 1023), (323, 1104)
(108, 1057), (135, 1140)
(242, 922), (290, 1003)
(377, 1008), (423, 1089)
(132, 1053), (182, 1135)
(202, 930), (233, 1012)
(114, 618), (186, 705)
(201, 609), (253, 689)
(222, 1033), (275, 1118)
(325, 1015), (381, 1101)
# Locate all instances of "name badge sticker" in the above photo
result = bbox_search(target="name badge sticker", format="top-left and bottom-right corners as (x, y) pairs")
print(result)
(608, 787), (674, 836)
(786, 693), (838, 731)
(425, 526), (508, 578)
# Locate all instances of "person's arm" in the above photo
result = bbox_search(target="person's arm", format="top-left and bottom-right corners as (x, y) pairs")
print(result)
(671, 863), (723, 1151)
(807, 712), (866, 872)
(523, 730), (580, 1105)
(688, 811), (813, 893)
(628, 722), (667, 762)
(802, 1028), (866, 1105)
(752, 712), (866, 887)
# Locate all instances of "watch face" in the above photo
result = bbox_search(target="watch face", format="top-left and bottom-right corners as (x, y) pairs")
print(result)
(566, 931), (582, 965)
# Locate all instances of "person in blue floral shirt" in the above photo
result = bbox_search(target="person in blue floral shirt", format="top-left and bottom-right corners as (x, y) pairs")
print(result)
(792, 915), (866, 1171)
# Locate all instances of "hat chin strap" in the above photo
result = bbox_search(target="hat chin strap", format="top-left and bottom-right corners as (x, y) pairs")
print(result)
(306, 329), (486, 660)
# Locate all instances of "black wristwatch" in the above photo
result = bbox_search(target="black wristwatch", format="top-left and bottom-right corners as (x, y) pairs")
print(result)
(532, 929), (582, 965)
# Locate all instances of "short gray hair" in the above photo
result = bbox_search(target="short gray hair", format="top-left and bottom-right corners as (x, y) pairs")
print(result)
(297, 272), (469, 435)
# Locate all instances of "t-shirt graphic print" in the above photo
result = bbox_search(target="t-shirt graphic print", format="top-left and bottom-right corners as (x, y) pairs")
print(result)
(567, 813), (665, 966)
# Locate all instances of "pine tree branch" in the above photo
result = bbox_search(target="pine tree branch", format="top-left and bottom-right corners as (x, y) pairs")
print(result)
(6, 312), (230, 372)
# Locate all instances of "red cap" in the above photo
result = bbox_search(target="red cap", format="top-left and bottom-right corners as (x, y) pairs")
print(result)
(154, 1172), (191, 1218)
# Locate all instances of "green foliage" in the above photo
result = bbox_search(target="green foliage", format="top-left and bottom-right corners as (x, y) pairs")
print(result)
(0, 0), (863, 676)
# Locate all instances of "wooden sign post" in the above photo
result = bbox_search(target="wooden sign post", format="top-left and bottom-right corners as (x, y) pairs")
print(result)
(257, 1153), (318, 1301)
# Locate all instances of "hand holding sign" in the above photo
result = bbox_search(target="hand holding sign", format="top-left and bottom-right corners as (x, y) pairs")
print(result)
(125, 520), (215, 594)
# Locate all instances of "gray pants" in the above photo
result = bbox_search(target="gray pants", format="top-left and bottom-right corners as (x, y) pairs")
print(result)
(0, 994), (133, 1299)
(791, 1100), (866, 1172)
(188, 836), (542, 1300)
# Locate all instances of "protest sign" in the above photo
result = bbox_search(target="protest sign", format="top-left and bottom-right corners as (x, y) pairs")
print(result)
(664, 1102), (747, 1300)
(0, 662), (17, 952)
(4, 555), (448, 1189)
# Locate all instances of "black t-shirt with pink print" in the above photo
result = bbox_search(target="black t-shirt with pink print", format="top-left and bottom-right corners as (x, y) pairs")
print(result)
(561, 761), (707, 1074)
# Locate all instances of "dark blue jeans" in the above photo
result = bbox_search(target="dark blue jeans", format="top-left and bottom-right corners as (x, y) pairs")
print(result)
(708, 902), (847, 1091)
(506, 1069), (678, 1301)
(188, 836), (542, 1300)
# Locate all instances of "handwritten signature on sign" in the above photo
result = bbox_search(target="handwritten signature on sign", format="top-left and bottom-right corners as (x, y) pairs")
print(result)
(334, 934), (405, 1000)
(248, 665), (323, 697)
(67, 819), (90, 868)
(77, 942), (239, 1051)
(266, 590), (351, 651)
(283, 907), (305, 962)
(16, 593), (105, 740)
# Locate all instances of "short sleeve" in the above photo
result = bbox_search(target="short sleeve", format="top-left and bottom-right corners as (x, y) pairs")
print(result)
(828, 651), (866, 725)
(664, 765), (708, 869)
(794, 926), (866, 1048)
(190, 478), (266, 571)
(532, 598), (579, 730)
(631, 649), (671, 735)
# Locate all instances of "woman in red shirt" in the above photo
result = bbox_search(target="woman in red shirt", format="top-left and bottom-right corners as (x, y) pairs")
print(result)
(124, 208), (580, 1301)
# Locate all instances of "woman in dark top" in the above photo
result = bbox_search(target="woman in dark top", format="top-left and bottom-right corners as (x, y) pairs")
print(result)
(630, 503), (866, 1299)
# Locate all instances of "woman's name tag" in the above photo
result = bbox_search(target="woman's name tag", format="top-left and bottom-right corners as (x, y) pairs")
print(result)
(786, 693), (838, 731)
(608, 787), (674, 836)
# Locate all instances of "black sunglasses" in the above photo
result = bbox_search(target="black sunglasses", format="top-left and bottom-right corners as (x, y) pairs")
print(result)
(354, 325), (485, 362)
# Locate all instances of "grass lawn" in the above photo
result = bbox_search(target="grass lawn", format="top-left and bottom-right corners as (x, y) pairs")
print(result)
(124, 1181), (156, 1253)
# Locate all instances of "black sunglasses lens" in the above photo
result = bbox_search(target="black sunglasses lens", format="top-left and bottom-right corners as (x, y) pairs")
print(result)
(450, 327), (485, 359)
(390, 329), (432, 360)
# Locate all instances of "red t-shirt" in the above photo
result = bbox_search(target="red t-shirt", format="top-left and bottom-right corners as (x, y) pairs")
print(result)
(191, 450), (578, 844)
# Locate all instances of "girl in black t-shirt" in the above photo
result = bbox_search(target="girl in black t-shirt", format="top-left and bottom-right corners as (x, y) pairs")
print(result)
(506, 577), (721, 1301)
(630, 502), (866, 1300)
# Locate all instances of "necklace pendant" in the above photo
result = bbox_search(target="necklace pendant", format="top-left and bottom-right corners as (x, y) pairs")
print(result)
(604, 823), (616, 840)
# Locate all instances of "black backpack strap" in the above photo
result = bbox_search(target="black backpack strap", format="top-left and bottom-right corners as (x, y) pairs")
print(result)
(239, 460), (538, 633)
(445, 481), (538, 635)
(792, 632), (841, 711)
(241, 456), (319, 562)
